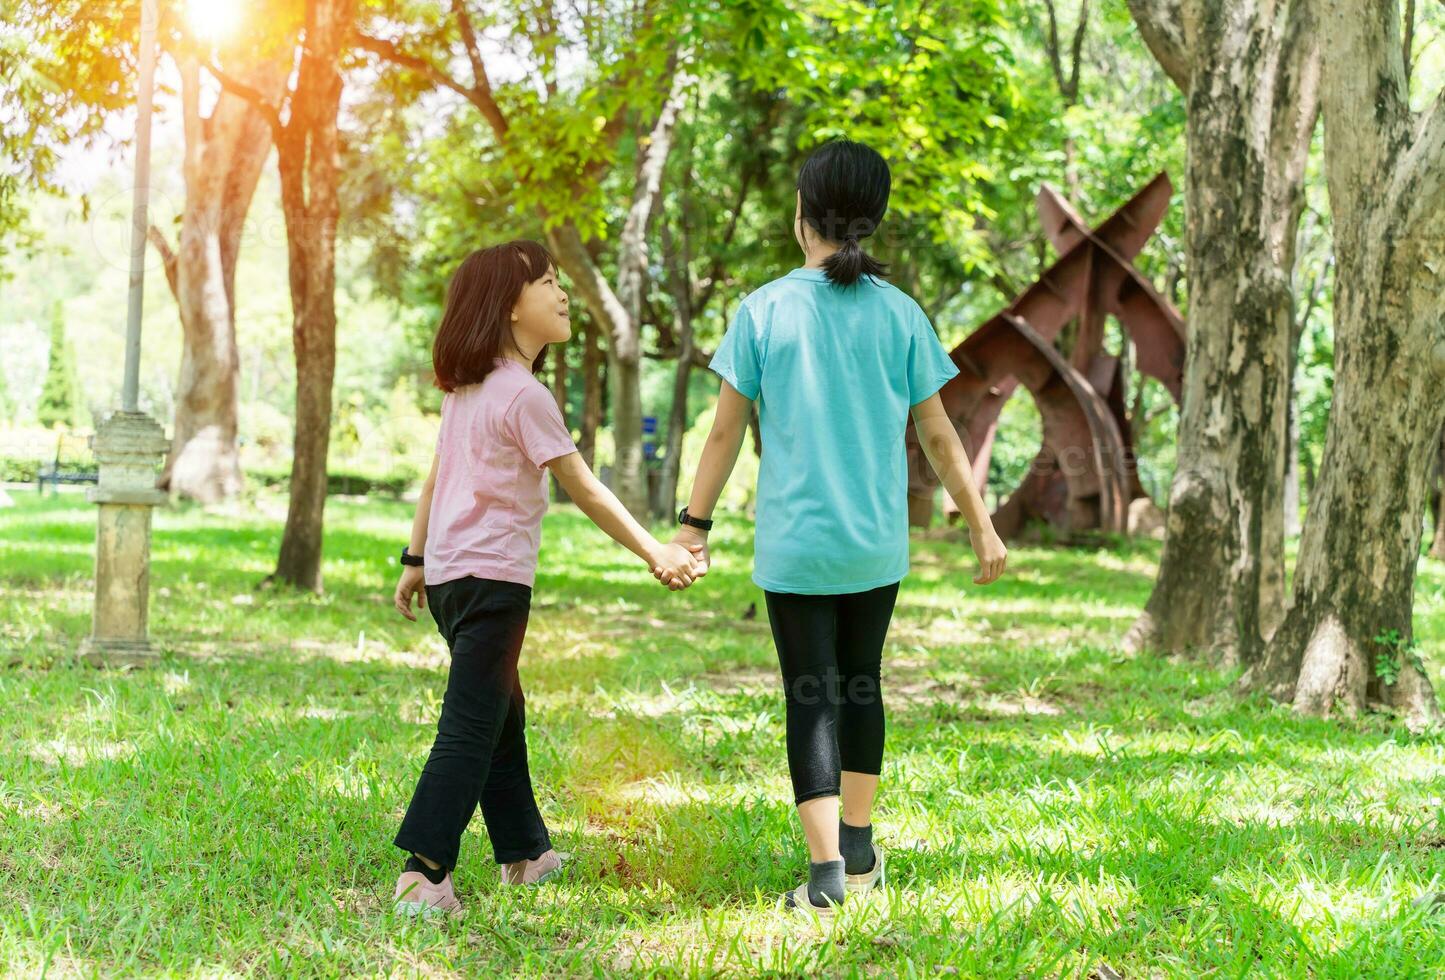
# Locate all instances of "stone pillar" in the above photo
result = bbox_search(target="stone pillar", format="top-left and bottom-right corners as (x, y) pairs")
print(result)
(80, 410), (170, 666)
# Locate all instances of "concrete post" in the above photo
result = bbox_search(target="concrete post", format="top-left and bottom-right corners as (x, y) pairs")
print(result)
(80, 411), (170, 666)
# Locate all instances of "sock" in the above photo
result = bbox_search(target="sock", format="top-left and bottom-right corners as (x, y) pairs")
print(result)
(405, 855), (447, 885)
(806, 859), (845, 907)
(839, 820), (875, 875)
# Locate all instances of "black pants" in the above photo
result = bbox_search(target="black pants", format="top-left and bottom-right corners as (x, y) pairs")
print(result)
(763, 581), (901, 805)
(393, 576), (552, 869)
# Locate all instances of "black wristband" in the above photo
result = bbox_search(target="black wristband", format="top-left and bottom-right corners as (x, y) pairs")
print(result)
(678, 507), (713, 531)
(400, 546), (424, 567)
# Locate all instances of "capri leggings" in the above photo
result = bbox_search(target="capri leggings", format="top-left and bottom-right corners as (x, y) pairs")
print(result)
(762, 581), (901, 805)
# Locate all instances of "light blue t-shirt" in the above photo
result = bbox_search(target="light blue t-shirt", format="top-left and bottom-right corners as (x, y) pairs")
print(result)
(709, 267), (960, 595)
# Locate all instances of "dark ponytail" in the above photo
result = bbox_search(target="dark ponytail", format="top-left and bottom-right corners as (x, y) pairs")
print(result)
(797, 140), (891, 287)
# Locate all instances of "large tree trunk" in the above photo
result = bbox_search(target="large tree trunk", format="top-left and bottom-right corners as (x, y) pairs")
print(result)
(1123, 0), (1320, 665)
(266, 0), (351, 593)
(151, 57), (280, 503)
(1248, 0), (1445, 730)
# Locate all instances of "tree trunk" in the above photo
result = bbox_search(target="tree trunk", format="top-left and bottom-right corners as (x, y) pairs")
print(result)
(1123, 0), (1320, 666)
(1248, 0), (1445, 730)
(1252, 259), (1445, 727)
(552, 339), (569, 420)
(265, 0), (351, 593)
(579, 313), (603, 471)
(153, 57), (280, 503)
(1432, 431), (1445, 561)
(1282, 395), (1302, 538)
(658, 223), (695, 521)
(660, 345), (692, 519)
(551, 336), (570, 503)
(547, 222), (644, 510)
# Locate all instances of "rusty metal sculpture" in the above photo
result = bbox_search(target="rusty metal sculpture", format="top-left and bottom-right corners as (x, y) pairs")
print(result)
(906, 172), (1186, 537)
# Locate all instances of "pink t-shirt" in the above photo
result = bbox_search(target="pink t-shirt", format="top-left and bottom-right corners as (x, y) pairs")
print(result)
(424, 358), (578, 588)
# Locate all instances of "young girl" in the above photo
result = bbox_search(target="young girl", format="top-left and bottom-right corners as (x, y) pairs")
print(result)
(662, 140), (1008, 915)
(389, 240), (703, 917)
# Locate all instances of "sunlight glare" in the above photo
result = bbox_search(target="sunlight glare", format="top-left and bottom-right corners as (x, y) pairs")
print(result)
(186, 0), (243, 42)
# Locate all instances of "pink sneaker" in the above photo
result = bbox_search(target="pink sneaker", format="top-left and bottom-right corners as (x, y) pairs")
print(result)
(500, 848), (565, 885)
(393, 867), (463, 918)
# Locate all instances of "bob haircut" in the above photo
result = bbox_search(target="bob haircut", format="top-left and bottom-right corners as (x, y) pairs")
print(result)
(432, 239), (554, 392)
(796, 139), (891, 287)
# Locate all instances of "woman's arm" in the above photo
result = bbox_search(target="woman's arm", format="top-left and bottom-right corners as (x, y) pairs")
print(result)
(911, 393), (1007, 584)
(664, 382), (754, 581)
(395, 452), (441, 621)
(547, 452), (702, 587)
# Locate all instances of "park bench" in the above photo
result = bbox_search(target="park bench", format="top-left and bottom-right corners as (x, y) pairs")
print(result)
(36, 432), (99, 495)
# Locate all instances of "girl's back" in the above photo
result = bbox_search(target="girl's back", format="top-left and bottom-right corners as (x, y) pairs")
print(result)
(711, 268), (958, 594)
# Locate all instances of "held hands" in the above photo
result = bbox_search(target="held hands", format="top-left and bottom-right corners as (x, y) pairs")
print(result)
(970, 525), (1008, 585)
(652, 527), (710, 591)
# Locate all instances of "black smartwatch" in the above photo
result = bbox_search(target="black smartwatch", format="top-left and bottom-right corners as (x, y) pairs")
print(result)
(678, 507), (714, 532)
(400, 546), (424, 567)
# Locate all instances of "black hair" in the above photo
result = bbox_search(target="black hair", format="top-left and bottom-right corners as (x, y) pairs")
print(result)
(795, 139), (891, 287)
(432, 239), (554, 391)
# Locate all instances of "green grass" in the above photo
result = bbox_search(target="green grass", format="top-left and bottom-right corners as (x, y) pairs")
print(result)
(2, 490), (1444, 977)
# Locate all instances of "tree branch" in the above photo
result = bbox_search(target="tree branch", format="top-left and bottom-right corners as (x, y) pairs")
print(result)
(1394, 87), (1445, 235)
(616, 58), (690, 325)
(1125, 0), (1190, 92)
(353, 30), (509, 138)
(1043, 0), (1067, 96)
(1403, 0), (1417, 86)
(147, 225), (179, 300)
(1068, 0), (1090, 100)
(205, 63), (283, 136)
(449, 1), (508, 137)
(1266, 0), (1322, 230)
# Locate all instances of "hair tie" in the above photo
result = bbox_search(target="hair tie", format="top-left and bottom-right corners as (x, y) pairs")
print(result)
(844, 233), (859, 244)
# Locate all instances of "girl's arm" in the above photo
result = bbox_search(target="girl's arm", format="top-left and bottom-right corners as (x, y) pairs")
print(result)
(395, 452), (441, 621)
(546, 452), (703, 587)
(911, 393), (1008, 585)
(664, 382), (754, 582)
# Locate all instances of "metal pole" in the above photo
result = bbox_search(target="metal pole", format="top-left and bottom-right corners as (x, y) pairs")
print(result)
(121, 0), (158, 414)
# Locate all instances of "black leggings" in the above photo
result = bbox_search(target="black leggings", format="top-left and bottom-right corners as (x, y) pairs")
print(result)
(393, 575), (552, 869)
(763, 581), (901, 805)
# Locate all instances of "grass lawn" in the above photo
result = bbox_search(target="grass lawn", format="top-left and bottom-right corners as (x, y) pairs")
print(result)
(2, 489), (1444, 977)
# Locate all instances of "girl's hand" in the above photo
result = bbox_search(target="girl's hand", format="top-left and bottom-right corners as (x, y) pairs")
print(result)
(655, 530), (709, 590)
(970, 525), (1008, 585)
(394, 565), (427, 621)
(651, 541), (704, 591)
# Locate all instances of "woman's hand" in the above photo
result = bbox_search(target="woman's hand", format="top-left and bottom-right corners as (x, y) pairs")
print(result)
(970, 525), (1008, 585)
(394, 565), (427, 621)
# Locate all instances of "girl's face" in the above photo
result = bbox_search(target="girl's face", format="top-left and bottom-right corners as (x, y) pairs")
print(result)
(794, 191), (808, 252)
(510, 265), (571, 352)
